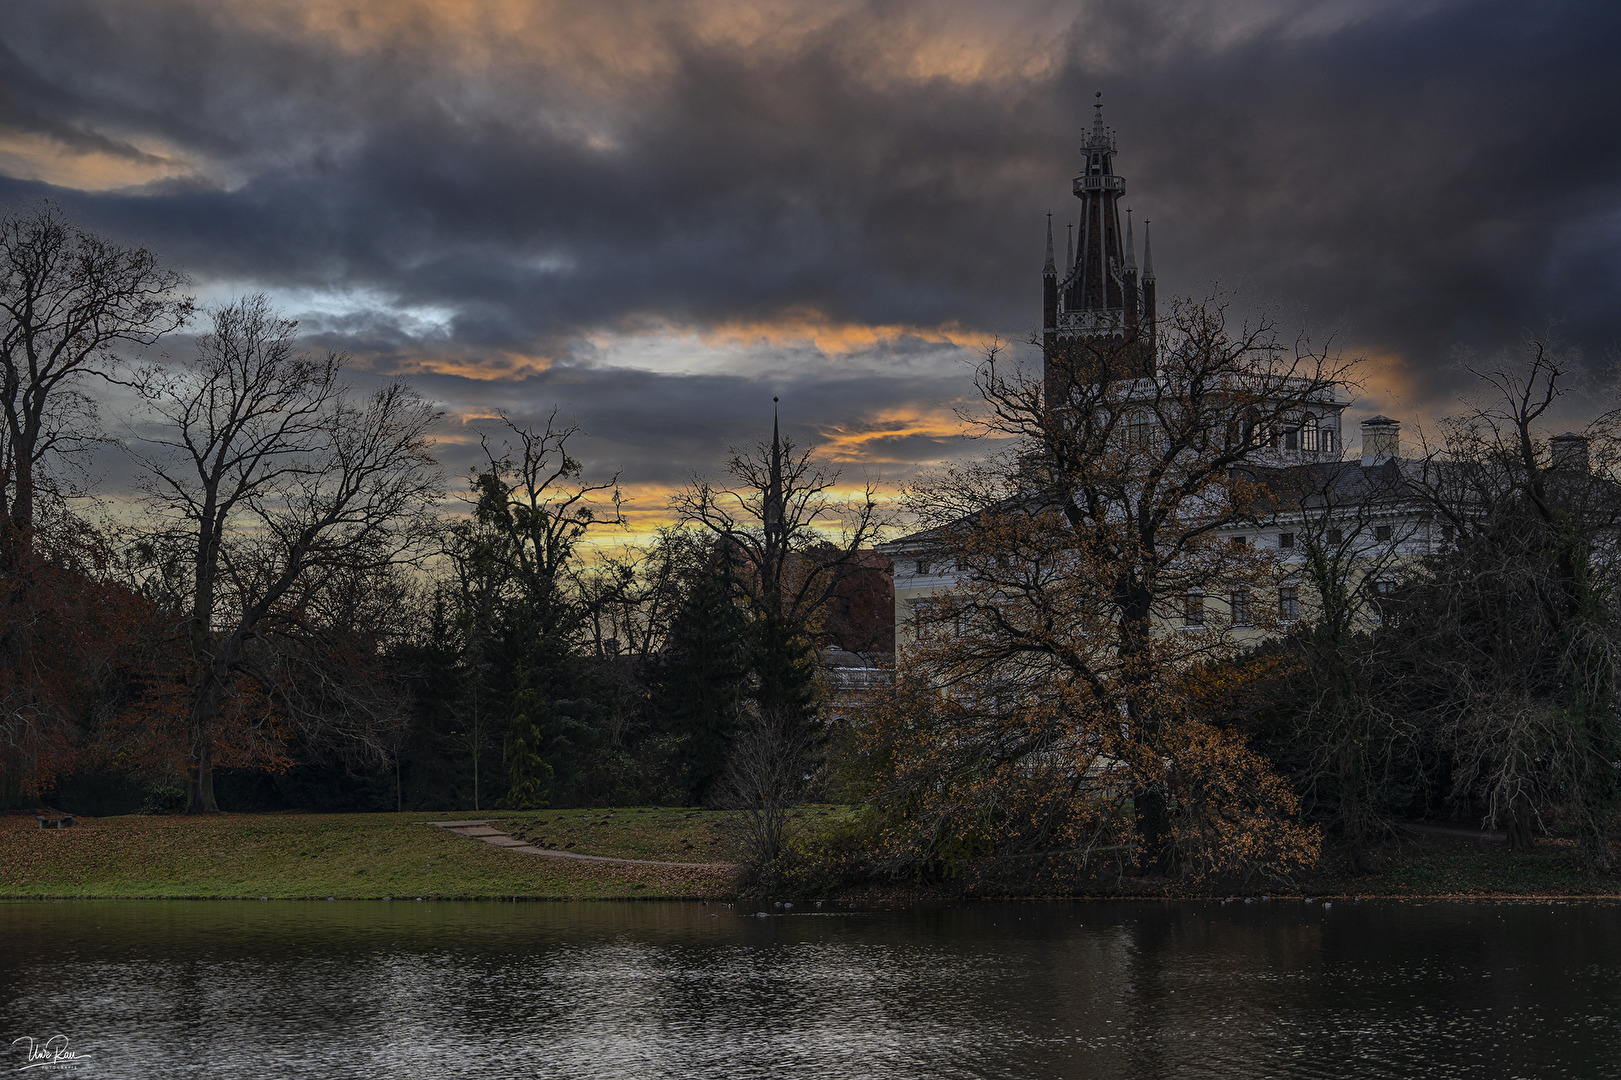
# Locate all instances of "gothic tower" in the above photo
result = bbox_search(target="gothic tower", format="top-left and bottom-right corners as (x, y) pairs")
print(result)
(1043, 93), (1156, 402)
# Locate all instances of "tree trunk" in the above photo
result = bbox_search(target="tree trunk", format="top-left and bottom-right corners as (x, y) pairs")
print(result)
(187, 733), (218, 814)
(1505, 802), (1536, 852)
(186, 669), (225, 814)
(1134, 786), (1171, 876)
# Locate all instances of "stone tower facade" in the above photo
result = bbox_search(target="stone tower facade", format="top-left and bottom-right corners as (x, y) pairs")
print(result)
(1042, 93), (1157, 401)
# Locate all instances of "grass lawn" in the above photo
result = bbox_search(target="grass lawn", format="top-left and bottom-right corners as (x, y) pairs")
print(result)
(7, 806), (1610, 902)
(1325, 834), (1621, 898)
(0, 809), (739, 901)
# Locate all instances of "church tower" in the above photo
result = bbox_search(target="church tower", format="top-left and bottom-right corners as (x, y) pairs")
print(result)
(1043, 93), (1156, 402)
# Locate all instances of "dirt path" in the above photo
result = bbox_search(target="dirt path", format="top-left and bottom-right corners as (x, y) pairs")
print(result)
(425, 820), (734, 869)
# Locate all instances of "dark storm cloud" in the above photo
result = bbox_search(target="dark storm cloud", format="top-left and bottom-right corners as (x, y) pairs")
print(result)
(1, 0), (1618, 496)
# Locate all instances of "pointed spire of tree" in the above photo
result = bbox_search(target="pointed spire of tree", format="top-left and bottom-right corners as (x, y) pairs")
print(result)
(765, 397), (785, 549)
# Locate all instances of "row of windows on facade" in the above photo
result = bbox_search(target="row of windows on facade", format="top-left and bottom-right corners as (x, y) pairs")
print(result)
(907, 582), (1395, 642)
(1227, 525), (1393, 550)
(911, 525), (1393, 576)
(1184, 586), (1296, 628)
(1124, 416), (1337, 453)
(1182, 579), (1393, 628)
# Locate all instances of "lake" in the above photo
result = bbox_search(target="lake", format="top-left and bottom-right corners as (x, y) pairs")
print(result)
(3, 899), (1619, 1078)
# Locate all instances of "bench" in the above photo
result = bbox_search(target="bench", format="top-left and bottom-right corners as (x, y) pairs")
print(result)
(36, 815), (75, 830)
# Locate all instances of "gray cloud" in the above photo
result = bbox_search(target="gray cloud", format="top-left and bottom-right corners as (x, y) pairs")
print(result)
(2, 0), (1618, 501)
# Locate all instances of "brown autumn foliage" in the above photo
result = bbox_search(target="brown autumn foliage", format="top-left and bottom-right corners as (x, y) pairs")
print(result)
(0, 508), (184, 803)
(864, 298), (1340, 883)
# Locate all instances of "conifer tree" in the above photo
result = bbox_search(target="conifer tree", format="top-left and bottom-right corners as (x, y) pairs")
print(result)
(653, 544), (750, 804)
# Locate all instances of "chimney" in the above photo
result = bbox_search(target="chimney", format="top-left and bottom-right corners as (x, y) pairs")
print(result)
(1360, 416), (1400, 466)
(1550, 432), (1590, 473)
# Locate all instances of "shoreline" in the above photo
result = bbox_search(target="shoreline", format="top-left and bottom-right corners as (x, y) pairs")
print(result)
(4, 807), (1618, 903)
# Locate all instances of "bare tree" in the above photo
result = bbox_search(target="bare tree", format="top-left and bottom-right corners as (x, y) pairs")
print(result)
(570, 529), (706, 663)
(672, 419), (885, 630)
(1394, 341), (1621, 864)
(891, 297), (1352, 880)
(674, 416), (888, 869)
(1267, 446), (1425, 857)
(459, 410), (624, 808)
(714, 703), (822, 891)
(135, 295), (442, 812)
(0, 202), (191, 572)
(472, 410), (624, 589)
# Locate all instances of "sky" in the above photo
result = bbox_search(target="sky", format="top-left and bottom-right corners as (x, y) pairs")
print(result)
(3, 0), (1619, 535)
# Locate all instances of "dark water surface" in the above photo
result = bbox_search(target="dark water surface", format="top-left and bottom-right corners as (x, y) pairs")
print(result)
(3, 898), (1620, 1078)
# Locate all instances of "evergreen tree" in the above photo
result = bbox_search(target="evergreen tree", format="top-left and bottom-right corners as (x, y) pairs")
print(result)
(493, 583), (602, 808)
(653, 546), (750, 804)
(750, 610), (819, 746)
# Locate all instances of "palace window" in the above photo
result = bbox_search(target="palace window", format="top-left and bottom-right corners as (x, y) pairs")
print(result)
(1283, 428), (1299, 451)
(1279, 532), (1295, 549)
(1184, 591), (1206, 628)
(911, 600), (935, 642)
(1125, 411), (1153, 448)
(1365, 578), (1396, 624)
(1230, 588), (1251, 627)
(1231, 535), (1247, 547)
(1327, 527), (1344, 546)
(1279, 585), (1300, 623)
(1375, 524), (1392, 542)
(1301, 417), (1321, 452)
(1240, 408), (1263, 447)
(916, 557), (931, 575)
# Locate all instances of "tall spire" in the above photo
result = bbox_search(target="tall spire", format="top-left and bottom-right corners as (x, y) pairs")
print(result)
(766, 397), (785, 546)
(1065, 221), (1074, 275)
(1041, 92), (1156, 390)
(1141, 218), (1154, 282)
(1043, 212), (1055, 275)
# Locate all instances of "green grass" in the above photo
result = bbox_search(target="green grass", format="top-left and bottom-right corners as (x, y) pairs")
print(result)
(0, 810), (736, 900)
(1326, 839), (1621, 898)
(10, 806), (1602, 902)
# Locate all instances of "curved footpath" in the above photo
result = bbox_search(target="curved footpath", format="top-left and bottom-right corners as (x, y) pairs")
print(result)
(426, 820), (734, 870)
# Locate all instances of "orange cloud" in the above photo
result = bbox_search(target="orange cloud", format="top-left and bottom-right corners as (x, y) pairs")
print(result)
(387, 348), (554, 381)
(0, 126), (208, 192)
(1346, 346), (1437, 421)
(204, 0), (1074, 98)
(696, 308), (985, 357)
(817, 406), (971, 461)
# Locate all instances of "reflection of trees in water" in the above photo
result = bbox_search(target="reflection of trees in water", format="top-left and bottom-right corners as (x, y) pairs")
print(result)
(7, 902), (1621, 1078)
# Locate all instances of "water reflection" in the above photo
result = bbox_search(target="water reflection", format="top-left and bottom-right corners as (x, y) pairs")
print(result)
(3, 900), (1619, 1078)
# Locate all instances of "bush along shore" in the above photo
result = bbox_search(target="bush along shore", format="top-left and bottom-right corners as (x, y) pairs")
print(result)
(4, 807), (1620, 902)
